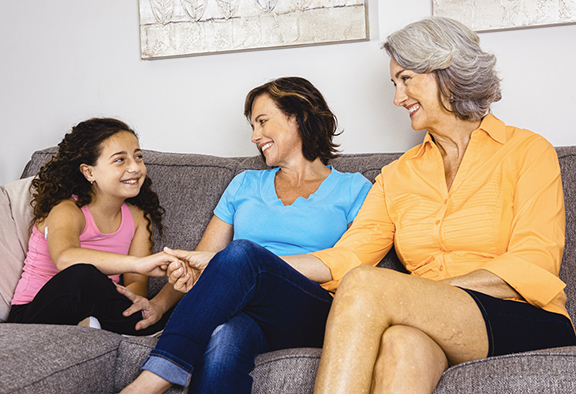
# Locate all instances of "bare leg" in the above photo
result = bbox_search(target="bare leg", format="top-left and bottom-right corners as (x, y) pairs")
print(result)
(371, 326), (448, 393)
(119, 371), (172, 394)
(314, 266), (488, 394)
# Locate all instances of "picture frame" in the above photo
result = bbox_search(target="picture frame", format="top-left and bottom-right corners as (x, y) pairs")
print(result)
(433, 0), (576, 31)
(139, 0), (369, 59)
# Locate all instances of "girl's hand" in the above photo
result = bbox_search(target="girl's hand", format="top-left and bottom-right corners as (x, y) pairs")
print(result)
(134, 251), (181, 277)
(164, 248), (215, 293)
(116, 284), (164, 330)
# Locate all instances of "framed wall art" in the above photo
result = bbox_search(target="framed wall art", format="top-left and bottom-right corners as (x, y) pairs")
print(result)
(139, 0), (369, 59)
(433, 0), (576, 31)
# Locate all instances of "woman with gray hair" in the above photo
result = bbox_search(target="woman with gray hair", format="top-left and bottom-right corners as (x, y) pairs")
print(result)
(302, 16), (576, 393)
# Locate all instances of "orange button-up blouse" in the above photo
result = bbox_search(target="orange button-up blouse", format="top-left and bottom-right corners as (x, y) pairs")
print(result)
(314, 114), (568, 319)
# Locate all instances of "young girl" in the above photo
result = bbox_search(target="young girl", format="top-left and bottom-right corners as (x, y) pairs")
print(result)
(8, 118), (180, 336)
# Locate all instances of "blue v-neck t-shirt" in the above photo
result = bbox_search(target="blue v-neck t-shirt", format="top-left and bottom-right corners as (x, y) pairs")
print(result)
(214, 166), (372, 256)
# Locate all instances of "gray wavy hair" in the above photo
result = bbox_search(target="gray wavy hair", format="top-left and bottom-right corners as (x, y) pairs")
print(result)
(383, 17), (501, 121)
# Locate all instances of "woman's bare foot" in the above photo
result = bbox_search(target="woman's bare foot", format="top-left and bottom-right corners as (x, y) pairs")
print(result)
(120, 371), (173, 394)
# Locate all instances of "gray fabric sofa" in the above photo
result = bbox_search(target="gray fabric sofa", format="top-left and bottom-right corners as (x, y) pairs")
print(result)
(1, 146), (576, 393)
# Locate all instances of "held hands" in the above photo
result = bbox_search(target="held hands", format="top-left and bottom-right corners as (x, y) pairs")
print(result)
(118, 247), (215, 329)
(164, 247), (215, 293)
(115, 284), (164, 331)
(134, 251), (183, 277)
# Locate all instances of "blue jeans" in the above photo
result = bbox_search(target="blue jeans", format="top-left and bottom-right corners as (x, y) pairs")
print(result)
(189, 313), (269, 393)
(141, 240), (334, 392)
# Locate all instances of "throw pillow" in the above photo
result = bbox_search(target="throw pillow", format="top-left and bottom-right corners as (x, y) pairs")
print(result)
(0, 177), (34, 321)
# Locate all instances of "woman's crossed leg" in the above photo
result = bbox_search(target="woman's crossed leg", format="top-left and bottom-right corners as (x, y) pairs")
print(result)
(314, 266), (488, 394)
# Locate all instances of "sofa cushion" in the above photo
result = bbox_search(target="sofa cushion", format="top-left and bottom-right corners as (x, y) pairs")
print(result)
(142, 150), (239, 253)
(251, 348), (322, 393)
(20, 148), (57, 179)
(557, 147), (576, 322)
(115, 336), (186, 393)
(434, 346), (576, 393)
(115, 337), (157, 392)
(0, 324), (121, 393)
(251, 346), (576, 394)
(331, 152), (402, 182)
(0, 177), (34, 321)
(231, 152), (403, 183)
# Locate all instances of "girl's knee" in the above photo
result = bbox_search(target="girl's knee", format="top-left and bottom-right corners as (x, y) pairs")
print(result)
(58, 264), (108, 290)
(60, 264), (101, 281)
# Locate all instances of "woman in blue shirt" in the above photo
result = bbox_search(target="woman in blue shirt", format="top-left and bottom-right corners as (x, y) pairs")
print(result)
(121, 77), (372, 394)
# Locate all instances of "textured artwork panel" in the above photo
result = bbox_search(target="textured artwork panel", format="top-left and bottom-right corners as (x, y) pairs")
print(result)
(139, 0), (368, 58)
(433, 0), (576, 31)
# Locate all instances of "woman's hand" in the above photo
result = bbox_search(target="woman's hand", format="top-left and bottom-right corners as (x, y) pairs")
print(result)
(116, 284), (164, 331)
(164, 247), (215, 293)
(442, 269), (522, 300)
(133, 251), (182, 277)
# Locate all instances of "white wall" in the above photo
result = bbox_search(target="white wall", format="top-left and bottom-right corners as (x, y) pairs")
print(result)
(1, 0), (575, 185)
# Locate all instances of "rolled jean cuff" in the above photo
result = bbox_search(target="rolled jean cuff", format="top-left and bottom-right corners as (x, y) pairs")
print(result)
(141, 353), (192, 387)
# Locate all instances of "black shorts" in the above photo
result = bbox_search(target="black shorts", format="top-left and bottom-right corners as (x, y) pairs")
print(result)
(461, 288), (576, 357)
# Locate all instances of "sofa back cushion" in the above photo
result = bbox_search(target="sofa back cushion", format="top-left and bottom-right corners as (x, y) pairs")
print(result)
(16, 146), (576, 321)
(138, 151), (249, 296)
(557, 147), (576, 322)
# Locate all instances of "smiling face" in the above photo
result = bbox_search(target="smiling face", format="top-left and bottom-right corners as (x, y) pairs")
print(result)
(249, 93), (303, 167)
(81, 130), (146, 202)
(389, 58), (453, 133)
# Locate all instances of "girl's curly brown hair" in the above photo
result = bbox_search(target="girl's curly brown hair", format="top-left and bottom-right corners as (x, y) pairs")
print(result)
(31, 118), (164, 245)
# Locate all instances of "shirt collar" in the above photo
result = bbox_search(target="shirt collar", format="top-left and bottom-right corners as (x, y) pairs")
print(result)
(410, 133), (435, 159)
(477, 113), (507, 144)
(409, 113), (506, 159)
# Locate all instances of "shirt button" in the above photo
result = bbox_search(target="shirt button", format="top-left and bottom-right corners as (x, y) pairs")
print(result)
(439, 266), (444, 271)
(444, 199), (448, 204)
(435, 220), (440, 225)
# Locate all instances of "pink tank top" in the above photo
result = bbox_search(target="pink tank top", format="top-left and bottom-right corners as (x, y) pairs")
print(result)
(11, 203), (135, 305)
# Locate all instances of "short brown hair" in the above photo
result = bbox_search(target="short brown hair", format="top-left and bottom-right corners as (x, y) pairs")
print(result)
(244, 77), (340, 165)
